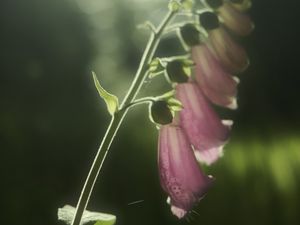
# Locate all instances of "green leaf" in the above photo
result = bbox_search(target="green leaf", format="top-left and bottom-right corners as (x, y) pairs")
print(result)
(92, 72), (119, 116)
(57, 205), (116, 225)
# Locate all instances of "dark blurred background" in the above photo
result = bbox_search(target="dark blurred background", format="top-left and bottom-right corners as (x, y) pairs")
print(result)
(0, 0), (299, 225)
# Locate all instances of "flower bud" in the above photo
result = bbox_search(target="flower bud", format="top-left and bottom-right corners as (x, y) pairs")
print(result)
(166, 60), (189, 83)
(179, 24), (201, 47)
(150, 100), (173, 125)
(199, 12), (220, 30)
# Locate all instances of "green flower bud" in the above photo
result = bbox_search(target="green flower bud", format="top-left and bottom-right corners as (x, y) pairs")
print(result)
(179, 23), (201, 47)
(150, 100), (173, 125)
(199, 12), (220, 30)
(166, 60), (189, 83)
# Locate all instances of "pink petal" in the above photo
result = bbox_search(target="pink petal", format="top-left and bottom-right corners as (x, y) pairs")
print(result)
(194, 145), (224, 166)
(171, 205), (187, 219)
(208, 27), (249, 73)
(158, 125), (213, 217)
(192, 44), (239, 109)
(219, 2), (254, 36)
(176, 82), (232, 165)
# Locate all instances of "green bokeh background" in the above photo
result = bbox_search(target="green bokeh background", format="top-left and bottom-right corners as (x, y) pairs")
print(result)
(1, 0), (299, 225)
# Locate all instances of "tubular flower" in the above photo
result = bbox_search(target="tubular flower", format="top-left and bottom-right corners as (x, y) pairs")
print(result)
(179, 24), (239, 109)
(204, 0), (254, 36)
(176, 82), (232, 165)
(191, 44), (239, 109)
(199, 11), (249, 73)
(158, 124), (214, 218)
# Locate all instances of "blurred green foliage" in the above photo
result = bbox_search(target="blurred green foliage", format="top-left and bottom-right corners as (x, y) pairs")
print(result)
(0, 0), (299, 225)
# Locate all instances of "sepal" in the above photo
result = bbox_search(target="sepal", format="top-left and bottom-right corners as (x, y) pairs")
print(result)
(165, 60), (193, 83)
(149, 58), (166, 78)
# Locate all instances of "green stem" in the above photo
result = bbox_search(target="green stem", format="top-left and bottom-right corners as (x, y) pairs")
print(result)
(71, 9), (176, 225)
(120, 97), (156, 112)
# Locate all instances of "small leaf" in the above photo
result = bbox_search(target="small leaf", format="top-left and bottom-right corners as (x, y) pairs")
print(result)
(58, 205), (116, 225)
(92, 72), (119, 116)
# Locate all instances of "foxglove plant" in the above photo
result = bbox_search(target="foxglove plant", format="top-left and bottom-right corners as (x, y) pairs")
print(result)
(58, 0), (254, 224)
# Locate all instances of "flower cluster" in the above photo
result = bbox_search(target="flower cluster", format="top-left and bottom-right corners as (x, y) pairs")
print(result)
(153, 0), (253, 218)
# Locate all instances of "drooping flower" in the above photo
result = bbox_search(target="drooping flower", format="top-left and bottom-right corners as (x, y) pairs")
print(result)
(176, 82), (232, 165)
(204, 0), (254, 36)
(192, 44), (239, 109)
(158, 124), (214, 218)
(179, 24), (239, 109)
(199, 11), (249, 73)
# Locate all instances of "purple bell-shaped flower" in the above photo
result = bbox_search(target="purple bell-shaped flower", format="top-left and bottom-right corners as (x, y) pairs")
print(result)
(176, 82), (232, 165)
(158, 124), (214, 218)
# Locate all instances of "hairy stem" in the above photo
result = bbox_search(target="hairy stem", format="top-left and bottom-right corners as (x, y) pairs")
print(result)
(71, 9), (176, 225)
